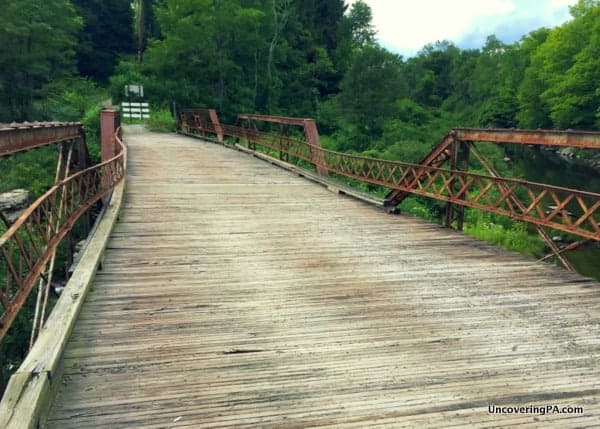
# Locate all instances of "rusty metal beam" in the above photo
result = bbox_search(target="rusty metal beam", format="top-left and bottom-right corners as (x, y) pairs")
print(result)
(235, 114), (329, 176)
(236, 114), (312, 127)
(385, 131), (455, 206)
(179, 109), (223, 142)
(209, 110), (224, 142)
(0, 122), (83, 157)
(469, 144), (575, 271)
(454, 128), (600, 149)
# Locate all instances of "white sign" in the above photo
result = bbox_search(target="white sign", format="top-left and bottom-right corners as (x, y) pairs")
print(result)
(121, 102), (150, 119)
(125, 84), (144, 98)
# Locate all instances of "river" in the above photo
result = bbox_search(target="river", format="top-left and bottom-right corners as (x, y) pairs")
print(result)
(518, 147), (600, 280)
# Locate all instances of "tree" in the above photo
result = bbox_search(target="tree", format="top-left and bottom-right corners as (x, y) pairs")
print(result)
(409, 41), (460, 107)
(0, 0), (81, 121)
(134, 0), (163, 61)
(266, 0), (290, 81)
(270, 0), (347, 116)
(542, 0), (599, 128)
(517, 1), (600, 129)
(334, 45), (406, 148)
(515, 29), (552, 128)
(72, 0), (136, 83)
(143, 0), (265, 116)
(346, 0), (376, 48)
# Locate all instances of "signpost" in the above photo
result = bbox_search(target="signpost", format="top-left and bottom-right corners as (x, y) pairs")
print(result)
(122, 85), (150, 121)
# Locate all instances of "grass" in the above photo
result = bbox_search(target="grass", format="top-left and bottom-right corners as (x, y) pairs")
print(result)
(464, 216), (544, 256)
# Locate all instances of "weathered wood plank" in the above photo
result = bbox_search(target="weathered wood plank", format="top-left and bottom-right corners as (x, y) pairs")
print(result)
(45, 127), (600, 428)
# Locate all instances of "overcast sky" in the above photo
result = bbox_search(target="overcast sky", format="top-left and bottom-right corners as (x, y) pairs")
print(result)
(348, 0), (577, 57)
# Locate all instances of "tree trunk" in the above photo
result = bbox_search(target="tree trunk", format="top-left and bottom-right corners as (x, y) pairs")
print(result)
(137, 0), (146, 62)
(266, 0), (290, 109)
(253, 49), (259, 109)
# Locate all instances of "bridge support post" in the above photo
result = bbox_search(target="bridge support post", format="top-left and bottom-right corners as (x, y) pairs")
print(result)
(208, 109), (224, 143)
(101, 109), (121, 203)
(304, 120), (328, 177)
(101, 109), (120, 163)
(444, 140), (470, 230)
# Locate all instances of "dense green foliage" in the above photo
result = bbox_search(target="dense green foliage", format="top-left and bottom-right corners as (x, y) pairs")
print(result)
(72, 0), (136, 82)
(147, 107), (177, 132)
(0, 0), (81, 121)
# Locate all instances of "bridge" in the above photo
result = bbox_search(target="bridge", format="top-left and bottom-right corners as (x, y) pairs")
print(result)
(1, 110), (599, 427)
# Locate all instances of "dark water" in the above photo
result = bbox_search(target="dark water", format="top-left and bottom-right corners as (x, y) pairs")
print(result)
(518, 148), (600, 280)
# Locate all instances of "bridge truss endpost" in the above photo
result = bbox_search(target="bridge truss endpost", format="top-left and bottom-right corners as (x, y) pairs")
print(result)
(304, 119), (328, 177)
(101, 109), (120, 163)
(101, 109), (121, 203)
(208, 109), (224, 143)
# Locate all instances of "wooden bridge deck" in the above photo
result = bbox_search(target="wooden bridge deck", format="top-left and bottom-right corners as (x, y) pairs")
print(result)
(46, 128), (600, 428)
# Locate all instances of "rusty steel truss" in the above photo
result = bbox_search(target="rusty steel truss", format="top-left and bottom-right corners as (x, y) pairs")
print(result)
(0, 116), (126, 344)
(0, 122), (84, 157)
(178, 110), (600, 269)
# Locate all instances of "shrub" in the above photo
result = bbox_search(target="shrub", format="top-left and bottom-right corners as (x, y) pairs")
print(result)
(146, 108), (176, 133)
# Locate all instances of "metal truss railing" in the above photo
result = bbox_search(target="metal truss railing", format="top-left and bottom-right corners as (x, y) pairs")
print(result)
(0, 124), (126, 344)
(178, 111), (600, 249)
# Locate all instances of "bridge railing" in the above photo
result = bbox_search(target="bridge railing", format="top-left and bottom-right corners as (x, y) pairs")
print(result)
(178, 110), (600, 247)
(0, 113), (126, 348)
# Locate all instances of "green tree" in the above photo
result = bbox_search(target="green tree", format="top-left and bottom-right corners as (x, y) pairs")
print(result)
(409, 41), (460, 108)
(517, 1), (599, 129)
(469, 37), (521, 127)
(515, 28), (551, 128)
(134, 0), (163, 62)
(333, 45), (406, 149)
(0, 0), (81, 121)
(270, 0), (347, 116)
(139, 0), (350, 118)
(346, 0), (376, 48)
(72, 0), (136, 83)
(143, 0), (264, 116)
(542, 1), (599, 128)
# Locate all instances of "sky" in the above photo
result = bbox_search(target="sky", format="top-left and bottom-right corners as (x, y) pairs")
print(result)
(347, 0), (578, 57)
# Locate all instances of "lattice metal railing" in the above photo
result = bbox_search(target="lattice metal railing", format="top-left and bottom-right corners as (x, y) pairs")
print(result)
(0, 122), (126, 343)
(178, 111), (600, 246)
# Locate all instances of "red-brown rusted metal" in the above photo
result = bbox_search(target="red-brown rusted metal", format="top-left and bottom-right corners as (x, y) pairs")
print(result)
(235, 114), (311, 126)
(0, 121), (126, 342)
(179, 109), (329, 174)
(385, 128), (600, 206)
(454, 128), (600, 149)
(178, 109), (223, 141)
(0, 122), (83, 157)
(178, 113), (600, 244)
(468, 144), (575, 270)
(385, 131), (455, 207)
(101, 109), (120, 162)
(209, 110), (224, 142)
(236, 114), (328, 176)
